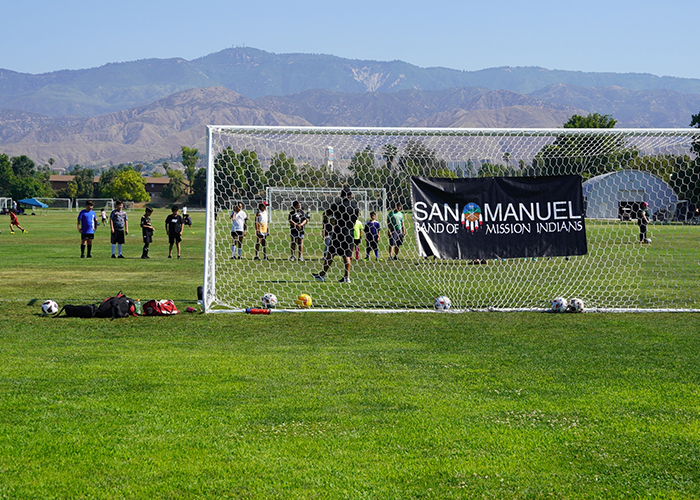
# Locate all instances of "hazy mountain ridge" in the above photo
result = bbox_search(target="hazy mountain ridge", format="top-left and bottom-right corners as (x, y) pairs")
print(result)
(2, 47), (700, 118)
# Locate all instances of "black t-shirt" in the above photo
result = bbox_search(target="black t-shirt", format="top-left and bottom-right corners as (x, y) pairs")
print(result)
(166, 214), (183, 235)
(141, 215), (153, 236)
(288, 210), (307, 233)
(330, 198), (359, 235)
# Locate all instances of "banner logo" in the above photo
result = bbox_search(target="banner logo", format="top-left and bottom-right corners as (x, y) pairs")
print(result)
(461, 203), (483, 233)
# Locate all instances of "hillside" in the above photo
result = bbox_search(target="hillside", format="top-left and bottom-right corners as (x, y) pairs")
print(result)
(2, 47), (700, 118)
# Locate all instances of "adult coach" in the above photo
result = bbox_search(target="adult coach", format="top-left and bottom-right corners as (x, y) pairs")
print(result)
(77, 200), (97, 258)
(313, 187), (359, 283)
(387, 202), (406, 260)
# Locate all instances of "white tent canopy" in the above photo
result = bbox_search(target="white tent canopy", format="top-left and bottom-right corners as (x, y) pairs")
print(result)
(582, 169), (678, 219)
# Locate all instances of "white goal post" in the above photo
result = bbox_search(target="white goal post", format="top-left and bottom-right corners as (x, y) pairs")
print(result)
(203, 126), (700, 313)
(75, 198), (114, 212)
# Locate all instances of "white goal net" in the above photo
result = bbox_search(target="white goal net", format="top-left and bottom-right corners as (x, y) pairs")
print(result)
(204, 126), (700, 312)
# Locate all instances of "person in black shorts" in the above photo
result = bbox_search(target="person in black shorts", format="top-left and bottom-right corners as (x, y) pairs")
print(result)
(312, 187), (359, 283)
(110, 200), (128, 258)
(140, 206), (154, 259)
(165, 205), (184, 259)
(288, 201), (307, 261)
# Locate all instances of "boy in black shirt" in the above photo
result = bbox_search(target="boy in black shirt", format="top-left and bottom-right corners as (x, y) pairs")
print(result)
(165, 205), (184, 259)
(140, 206), (154, 259)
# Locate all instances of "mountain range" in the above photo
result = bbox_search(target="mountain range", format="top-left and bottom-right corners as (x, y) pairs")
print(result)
(1, 47), (700, 168)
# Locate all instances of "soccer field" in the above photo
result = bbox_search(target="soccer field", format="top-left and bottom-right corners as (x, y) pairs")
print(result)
(1, 210), (699, 498)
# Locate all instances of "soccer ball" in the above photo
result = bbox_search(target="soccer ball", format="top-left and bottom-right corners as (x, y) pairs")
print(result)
(434, 296), (452, 311)
(42, 300), (58, 315)
(568, 297), (585, 313)
(261, 293), (278, 309)
(644, 238), (652, 244)
(295, 293), (313, 308)
(550, 297), (568, 313)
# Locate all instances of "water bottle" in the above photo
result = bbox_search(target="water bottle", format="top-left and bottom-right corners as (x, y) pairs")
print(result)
(135, 299), (142, 315)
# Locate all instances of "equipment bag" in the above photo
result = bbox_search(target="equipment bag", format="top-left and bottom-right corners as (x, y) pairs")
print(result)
(55, 304), (97, 318)
(95, 292), (138, 319)
(143, 299), (179, 316)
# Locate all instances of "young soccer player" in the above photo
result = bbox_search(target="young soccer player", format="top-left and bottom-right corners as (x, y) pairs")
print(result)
(364, 211), (381, 260)
(387, 202), (406, 260)
(109, 200), (128, 258)
(9, 209), (26, 234)
(77, 200), (97, 258)
(140, 206), (155, 259)
(165, 205), (184, 259)
(288, 201), (307, 261)
(353, 217), (363, 260)
(229, 204), (247, 259)
(100, 208), (107, 226)
(254, 202), (268, 260)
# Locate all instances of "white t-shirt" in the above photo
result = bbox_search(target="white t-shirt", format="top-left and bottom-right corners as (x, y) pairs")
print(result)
(256, 209), (268, 234)
(231, 210), (247, 232)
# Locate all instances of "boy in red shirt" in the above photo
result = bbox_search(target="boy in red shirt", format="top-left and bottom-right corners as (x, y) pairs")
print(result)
(9, 210), (26, 234)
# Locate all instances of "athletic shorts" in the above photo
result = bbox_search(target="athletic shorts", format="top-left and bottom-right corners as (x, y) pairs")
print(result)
(366, 239), (379, 251)
(169, 233), (182, 244)
(81, 233), (94, 241)
(256, 232), (268, 241)
(143, 233), (153, 244)
(111, 229), (125, 244)
(329, 232), (354, 258)
(290, 230), (304, 240)
(231, 230), (244, 238)
(354, 238), (361, 246)
(389, 230), (404, 247)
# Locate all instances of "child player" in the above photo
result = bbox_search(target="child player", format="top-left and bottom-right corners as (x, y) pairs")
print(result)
(9, 209), (26, 234)
(110, 200), (128, 258)
(254, 202), (268, 260)
(140, 206), (154, 259)
(77, 200), (97, 258)
(353, 216), (363, 260)
(364, 211), (381, 260)
(165, 205), (184, 259)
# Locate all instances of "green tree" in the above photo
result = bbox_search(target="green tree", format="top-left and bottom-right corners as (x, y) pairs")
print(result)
(11, 155), (35, 178)
(268, 152), (298, 187)
(161, 168), (186, 201)
(105, 170), (149, 202)
(189, 168), (207, 205)
(65, 165), (95, 198)
(181, 146), (199, 193)
(0, 154), (14, 196)
(9, 176), (53, 201)
(533, 113), (632, 177)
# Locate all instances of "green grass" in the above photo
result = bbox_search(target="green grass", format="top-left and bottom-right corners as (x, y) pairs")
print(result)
(1, 210), (699, 498)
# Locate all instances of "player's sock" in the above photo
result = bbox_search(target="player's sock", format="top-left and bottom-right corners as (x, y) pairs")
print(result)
(81, 244), (85, 257)
(118, 243), (123, 256)
(87, 244), (92, 258)
(111, 244), (116, 256)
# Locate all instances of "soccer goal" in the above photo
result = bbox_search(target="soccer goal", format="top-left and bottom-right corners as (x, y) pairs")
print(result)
(75, 198), (114, 212)
(204, 126), (700, 312)
(34, 198), (72, 211)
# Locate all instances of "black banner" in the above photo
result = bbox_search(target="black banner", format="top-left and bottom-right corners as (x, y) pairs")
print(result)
(411, 175), (587, 260)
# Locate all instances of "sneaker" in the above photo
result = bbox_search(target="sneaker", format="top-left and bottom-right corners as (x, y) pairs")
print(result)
(298, 257), (304, 262)
(111, 254), (116, 258)
(312, 273), (326, 282)
(10, 231), (15, 234)
(254, 256), (260, 260)
(289, 256), (296, 261)
(87, 255), (92, 258)
(81, 255), (85, 258)
(364, 256), (369, 260)
(263, 256), (268, 260)
(141, 255), (149, 259)
(22, 230), (27, 234)
(338, 276), (351, 283)
(177, 255), (181, 259)
(168, 255), (172, 259)
(118, 255), (125, 259)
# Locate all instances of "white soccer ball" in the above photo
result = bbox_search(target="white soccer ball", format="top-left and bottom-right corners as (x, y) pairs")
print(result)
(434, 296), (452, 311)
(644, 238), (652, 244)
(261, 293), (278, 309)
(551, 297), (568, 313)
(568, 297), (585, 313)
(42, 300), (58, 315)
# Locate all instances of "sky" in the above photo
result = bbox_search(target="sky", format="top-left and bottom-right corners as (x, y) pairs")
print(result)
(1, 0), (698, 79)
